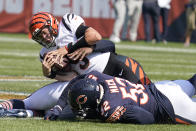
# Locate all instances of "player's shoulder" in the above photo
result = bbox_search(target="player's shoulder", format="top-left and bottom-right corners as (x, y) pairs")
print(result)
(62, 13), (84, 24)
(86, 70), (113, 82)
(99, 98), (125, 122)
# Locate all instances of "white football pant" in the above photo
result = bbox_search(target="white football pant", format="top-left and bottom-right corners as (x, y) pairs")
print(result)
(155, 80), (196, 123)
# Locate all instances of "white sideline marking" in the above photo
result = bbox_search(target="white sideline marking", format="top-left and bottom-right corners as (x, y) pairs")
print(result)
(116, 44), (196, 53)
(144, 63), (196, 69)
(0, 75), (54, 82)
(0, 79), (53, 82)
(147, 71), (194, 76)
(1, 36), (196, 53)
(0, 36), (35, 43)
(0, 91), (30, 96)
(0, 117), (42, 120)
(0, 52), (37, 57)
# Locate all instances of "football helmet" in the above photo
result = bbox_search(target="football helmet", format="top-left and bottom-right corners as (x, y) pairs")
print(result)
(68, 78), (103, 118)
(29, 12), (58, 48)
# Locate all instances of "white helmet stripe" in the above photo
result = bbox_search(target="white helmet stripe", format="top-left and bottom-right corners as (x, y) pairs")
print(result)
(48, 13), (53, 26)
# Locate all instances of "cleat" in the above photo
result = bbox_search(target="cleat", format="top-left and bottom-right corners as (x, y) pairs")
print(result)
(0, 108), (7, 117)
(0, 107), (28, 118)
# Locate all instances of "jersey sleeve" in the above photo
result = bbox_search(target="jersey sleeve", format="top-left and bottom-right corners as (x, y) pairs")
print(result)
(93, 40), (115, 53)
(62, 13), (85, 35)
(39, 48), (46, 62)
(118, 105), (155, 124)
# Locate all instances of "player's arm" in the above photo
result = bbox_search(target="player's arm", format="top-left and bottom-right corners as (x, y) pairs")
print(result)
(92, 40), (115, 53)
(43, 14), (102, 64)
(44, 74), (87, 120)
(118, 105), (155, 124)
(66, 24), (102, 53)
(77, 24), (102, 45)
(67, 40), (115, 61)
(51, 13), (114, 61)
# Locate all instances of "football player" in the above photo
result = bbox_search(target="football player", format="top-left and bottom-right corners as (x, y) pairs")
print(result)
(28, 12), (151, 84)
(0, 12), (151, 117)
(45, 71), (196, 124)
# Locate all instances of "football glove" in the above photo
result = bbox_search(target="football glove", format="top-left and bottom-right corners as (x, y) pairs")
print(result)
(44, 105), (62, 120)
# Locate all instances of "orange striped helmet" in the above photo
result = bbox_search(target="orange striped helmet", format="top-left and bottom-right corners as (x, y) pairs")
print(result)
(29, 12), (58, 48)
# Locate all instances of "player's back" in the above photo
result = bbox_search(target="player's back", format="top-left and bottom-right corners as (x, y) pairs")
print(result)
(87, 71), (175, 123)
(99, 75), (158, 121)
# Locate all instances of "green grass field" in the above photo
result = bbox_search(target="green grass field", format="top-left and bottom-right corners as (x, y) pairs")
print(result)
(0, 33), (196, 130)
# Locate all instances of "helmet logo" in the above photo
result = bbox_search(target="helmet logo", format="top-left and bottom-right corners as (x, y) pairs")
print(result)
(76, 95), (87, 105)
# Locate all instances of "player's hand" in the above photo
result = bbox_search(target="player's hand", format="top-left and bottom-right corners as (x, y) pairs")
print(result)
(55, 47), (68, 56)
(67, 47), (93, 61)
(43, 47), (68, 66)
(44, 105), (62, 120)
(42, 52), (60, 77)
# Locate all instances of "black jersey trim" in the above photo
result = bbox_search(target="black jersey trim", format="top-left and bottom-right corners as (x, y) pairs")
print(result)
(62, 18), (71, 32)
(76, 25), (89, 39)
(67, 14), (71, 23)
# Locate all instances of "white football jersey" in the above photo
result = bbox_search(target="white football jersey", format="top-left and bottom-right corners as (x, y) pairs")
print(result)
(71, 52), (110, 75)
(39, 13), (111, 74)
(55, 13), (85, 47)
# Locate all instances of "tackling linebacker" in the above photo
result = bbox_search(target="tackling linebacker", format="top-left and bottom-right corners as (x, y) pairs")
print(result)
(46, 71), (196, 124)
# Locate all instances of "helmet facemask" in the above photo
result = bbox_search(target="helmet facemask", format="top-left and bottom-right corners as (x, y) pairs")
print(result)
(74, 84), (104, 119)
(32, 25), (56, 49)
(68, 78), (104, 119)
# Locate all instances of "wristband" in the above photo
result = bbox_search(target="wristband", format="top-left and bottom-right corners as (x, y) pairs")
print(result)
(67, 36), (89, 53)
(48, 70), (56, 79)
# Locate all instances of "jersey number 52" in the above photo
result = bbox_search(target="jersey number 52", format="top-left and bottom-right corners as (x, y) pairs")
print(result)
(116, 78), (149, 105)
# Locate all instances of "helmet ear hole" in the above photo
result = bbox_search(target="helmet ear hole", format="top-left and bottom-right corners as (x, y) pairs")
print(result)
(47, 20), (51, 24)
(68, 78), (100, 112)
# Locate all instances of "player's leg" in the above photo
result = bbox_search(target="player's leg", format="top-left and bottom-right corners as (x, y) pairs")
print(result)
(155, 80), (196, 124)
(127, 0), (143, 41)
(109, 0), (126, 42)
(0, 81), (71, 118)
(115, 54), (151, 85)
(23, 81), (69, 110)
(142, 4), (151, 42)
(24, 81), (76, 119)
(0, 99), (25, 110)
(103, 53), (140, 84)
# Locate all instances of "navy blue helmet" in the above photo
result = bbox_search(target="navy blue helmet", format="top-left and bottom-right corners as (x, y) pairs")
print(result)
(68, 78), (101, 118)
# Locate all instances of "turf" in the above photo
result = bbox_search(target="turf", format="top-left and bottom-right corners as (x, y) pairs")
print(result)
(0, 33), (196, 130)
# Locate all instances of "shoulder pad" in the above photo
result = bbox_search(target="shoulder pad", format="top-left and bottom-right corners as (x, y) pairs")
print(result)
(62, 13), (85, 33)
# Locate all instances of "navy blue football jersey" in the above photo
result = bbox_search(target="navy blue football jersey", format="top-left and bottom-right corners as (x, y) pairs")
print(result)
(84, 71), (175, 124)
(57, 70), (175, 124)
